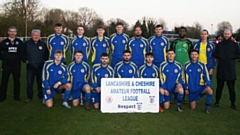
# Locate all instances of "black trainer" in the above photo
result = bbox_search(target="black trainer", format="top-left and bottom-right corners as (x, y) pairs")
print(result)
(231, 104), (237, 110)
(212, 102), (219, 107)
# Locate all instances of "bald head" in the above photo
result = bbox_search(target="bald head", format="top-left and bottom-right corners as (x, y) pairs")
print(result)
(224, 29), (232, 40)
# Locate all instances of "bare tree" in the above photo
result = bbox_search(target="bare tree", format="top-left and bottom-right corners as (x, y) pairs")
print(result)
(1, 0), (41, 21)
(216, 21), (233, 36)
(78, 7), (100, 27)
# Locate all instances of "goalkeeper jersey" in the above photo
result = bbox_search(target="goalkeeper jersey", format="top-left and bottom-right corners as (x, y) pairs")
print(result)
(170, 39), (193, 66)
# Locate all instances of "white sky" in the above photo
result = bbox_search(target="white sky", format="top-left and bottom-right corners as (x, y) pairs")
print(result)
(40, 0), (240, 33)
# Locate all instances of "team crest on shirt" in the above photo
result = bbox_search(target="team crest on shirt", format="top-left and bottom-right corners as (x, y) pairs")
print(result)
(140, 44), (144, 48)
(81, 69), (85, 73)
(152, 73), (155, 77)
(83, 43), (86, 46)
(129, 69), (133, 73)
(122, 40), (126, 43)
(58, 70), (62, 74)
(6, 42), (9, 45)
(60, 41), (64, 45)
(198, 68), (201, 72)
(174, 69), (178, 73)
(207, 48), (211, 52)
(15, 41), (19, 45)
(105, 74), (109, 78)
(183, 44), (187, 47)
(39, 46), (42, 50)
(103, 44), (106, 47)
(161, 42), (164, 46)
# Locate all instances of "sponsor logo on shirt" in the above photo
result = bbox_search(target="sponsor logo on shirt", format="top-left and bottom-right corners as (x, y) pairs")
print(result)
(8, 47), (17, 52)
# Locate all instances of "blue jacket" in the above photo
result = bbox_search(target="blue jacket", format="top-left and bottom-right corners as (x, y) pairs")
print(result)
(139, 63), (159, 78)
(110, 32), (129, 67)
(114, 61), (139, 78)
(91, 36), (110, 64)
(184, 61), (211, 93)
(159, 60), (184, 90)
(47, 33), (69, 62)
(71, 35), (91, 62)
(194, 40), (216, 70)
(90, 64), (114, 89)
(42, 60), (70, 92)
(148, 35), (169, 67)
(68, 61), (90, 89)
(127, 36), (149, 67)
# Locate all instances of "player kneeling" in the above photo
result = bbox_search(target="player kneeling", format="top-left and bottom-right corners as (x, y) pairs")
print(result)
(184, 50), (213, 114)
(159, 49), (185, 112)
(42, 50), (72, 108)
(68, 50), (91, 110)
(90, 53), (114, 109)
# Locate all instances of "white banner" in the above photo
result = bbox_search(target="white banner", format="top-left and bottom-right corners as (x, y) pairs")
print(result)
(101, 78), (159, 113)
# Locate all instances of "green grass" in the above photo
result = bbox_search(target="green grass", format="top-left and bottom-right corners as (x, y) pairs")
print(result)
(0, 61), (240, 135)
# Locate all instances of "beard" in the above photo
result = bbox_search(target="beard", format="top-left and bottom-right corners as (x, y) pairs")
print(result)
(179, 34), (186, 39)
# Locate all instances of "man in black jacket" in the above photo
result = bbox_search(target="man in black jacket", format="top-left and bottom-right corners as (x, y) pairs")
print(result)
(22, 29), (49, 102)
(0, 26), (23, 102)
(213, 29), (240, 110)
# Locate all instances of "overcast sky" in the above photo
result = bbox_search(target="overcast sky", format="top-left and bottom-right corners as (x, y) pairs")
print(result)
(41, 0), (240, 33)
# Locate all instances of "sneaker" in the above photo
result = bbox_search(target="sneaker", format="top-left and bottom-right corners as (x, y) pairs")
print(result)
(177, 106), (183, 112)
(62, 102), (71, 109)
(14, 98), (22, 102)
(212, 103), (219, 107)
(231, 104), (237, 110)
(205, 108), (211, 114)
(85, 104), (90, 110)
(25, 99), (32, 103)
(159, 106), (164, 112)
(42, 99), (46, 105)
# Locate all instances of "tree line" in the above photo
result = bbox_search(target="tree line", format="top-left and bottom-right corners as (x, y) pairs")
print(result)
(0, 0), (240, 40)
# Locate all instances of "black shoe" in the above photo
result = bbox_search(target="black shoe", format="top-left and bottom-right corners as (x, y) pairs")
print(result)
(14, 98), (22, 102)
(177, 106), (183, 112)
(231, 104), (237, 110)
(205, 108), (211, 114)
(25, 99), (32, 103)
(212, 103), (219, 107)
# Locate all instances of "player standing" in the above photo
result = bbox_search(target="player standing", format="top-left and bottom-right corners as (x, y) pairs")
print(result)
(194, 29), (215, 81)
(47, 23), (69, 63)
(110, 22), (129, 67)
(91, 26), (110, 65)
(71, 25), (91, 62)
(148, 24), (169, 67)
(127, 26), (149, 68)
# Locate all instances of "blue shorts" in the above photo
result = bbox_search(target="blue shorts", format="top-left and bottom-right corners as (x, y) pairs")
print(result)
(43, 88), (62, 101)
(92, 91), (101, 104)
(188, 86), (206, 103)
(164, 87), (177, 102)
(71, 83), (88, 100)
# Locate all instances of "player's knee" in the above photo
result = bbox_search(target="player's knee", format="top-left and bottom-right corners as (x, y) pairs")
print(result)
(65, 83), (72, 90)
(84, 85), (91, 93)
(207, 88), (213, 95)
(164, 90), (169, 96)
(46, 103), (53, 108)
(159, 88), (164, 94)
